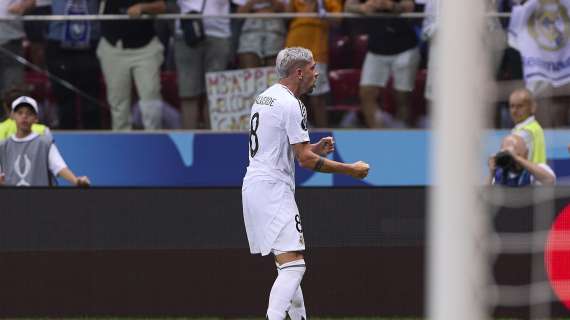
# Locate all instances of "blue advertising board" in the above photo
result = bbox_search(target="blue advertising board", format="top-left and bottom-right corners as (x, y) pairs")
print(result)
(52, 130), (570, 187)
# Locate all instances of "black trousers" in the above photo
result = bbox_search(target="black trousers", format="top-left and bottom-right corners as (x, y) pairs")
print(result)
(45, 41), (102, 129)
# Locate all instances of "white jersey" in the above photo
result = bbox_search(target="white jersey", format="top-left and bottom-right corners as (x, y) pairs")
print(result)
(243, 83), (310, 190)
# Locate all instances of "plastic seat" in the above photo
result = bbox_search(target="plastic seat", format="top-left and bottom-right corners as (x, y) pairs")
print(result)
(327, 68), (361, 111)
(353, 34), (369, 68)
(329, 34), (351, 70)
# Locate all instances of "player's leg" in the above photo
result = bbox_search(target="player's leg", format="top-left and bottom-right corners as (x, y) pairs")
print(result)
(287, 283), (306, 320)
(267, 251), (306, 320)
(267, 193), (307, 320)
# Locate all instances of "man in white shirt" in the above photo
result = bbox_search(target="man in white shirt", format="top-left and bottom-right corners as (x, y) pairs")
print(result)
(242, 47), (370, 320)
(0, 96), (90, 187)
(175, 0), (246, 129)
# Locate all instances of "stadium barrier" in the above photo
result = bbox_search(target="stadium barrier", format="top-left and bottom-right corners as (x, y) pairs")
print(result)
(0, 187), (568, 318)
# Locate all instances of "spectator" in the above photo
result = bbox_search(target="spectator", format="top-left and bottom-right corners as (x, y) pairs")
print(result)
(237, 0), (287, 68)
(0, 86), (51, 141)
(46, 0), (103, 129)
(175, 0), (246, 129)
(97, 0), (166, 130)
(285, 0), (342, 128)
(0, 0), (35, 95)
(488, 134), (555, 186)
(423, 0), (505, 121)
(345, 0), (420, 128)
(508, 0), (570, 128)
(0, 96), (90, 187)
(23, 0), (52, 67)
(509, 88), (546, 164)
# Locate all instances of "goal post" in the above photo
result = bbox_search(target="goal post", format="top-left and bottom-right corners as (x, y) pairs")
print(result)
(428, 0), (491, 319)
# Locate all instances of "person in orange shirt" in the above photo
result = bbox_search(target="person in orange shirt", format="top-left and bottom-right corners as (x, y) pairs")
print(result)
(285, 0), (342, 128)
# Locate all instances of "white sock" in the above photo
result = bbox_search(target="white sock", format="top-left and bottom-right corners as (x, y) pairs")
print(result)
(287, 285), (306, 320)
(266, 259), (306, 320)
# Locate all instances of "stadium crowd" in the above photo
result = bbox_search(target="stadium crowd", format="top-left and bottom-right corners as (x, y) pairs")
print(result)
(0, 0), (567, 130)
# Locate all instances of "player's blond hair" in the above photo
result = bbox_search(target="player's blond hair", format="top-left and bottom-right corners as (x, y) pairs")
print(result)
(275, 47), (314, 79)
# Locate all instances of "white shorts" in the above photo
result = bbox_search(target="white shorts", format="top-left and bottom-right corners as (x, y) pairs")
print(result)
(309, 63), (331, 96)
(237, 18), (286, 59)
(360, 47), (420, 92)
(242, 180), (305, 256)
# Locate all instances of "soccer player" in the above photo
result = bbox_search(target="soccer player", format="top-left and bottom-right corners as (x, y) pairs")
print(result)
(241, 47), (370, 320)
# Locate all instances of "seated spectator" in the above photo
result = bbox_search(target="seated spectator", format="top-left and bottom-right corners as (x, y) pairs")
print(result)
(345, 0), (420, 128)
(0, 86), (51, 141)
(46, 0), (103, 129)
(0, 96), (90, 187)
(97, 0), (166, 130)
(175, 0), (246, 129)
(285, 0), (342, 128)
(487, 134), (555, 186)
(237, 0), (287, 68)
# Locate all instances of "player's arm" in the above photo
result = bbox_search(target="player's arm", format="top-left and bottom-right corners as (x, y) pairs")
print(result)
(293, 142), (369, 179)
(310, 136), (334, 156)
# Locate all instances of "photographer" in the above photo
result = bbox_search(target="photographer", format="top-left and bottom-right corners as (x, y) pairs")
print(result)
(487, 134), (555, 186)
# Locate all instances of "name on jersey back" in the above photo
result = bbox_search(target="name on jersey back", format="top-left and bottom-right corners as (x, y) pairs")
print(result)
(255, 96), (277, 107)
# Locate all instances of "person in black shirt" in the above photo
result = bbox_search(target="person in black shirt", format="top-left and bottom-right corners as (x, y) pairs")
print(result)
(344, 0), (420, 128)
(97, 0), (166, 130)
(45, 0), (102, 129)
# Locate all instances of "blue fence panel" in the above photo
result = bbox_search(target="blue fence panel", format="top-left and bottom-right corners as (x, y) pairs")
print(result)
(53, 130), (570, 187)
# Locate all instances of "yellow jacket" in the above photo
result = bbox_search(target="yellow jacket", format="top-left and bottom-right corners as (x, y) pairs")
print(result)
(513, 116), (546, 164)
(0, 118), (49, 141)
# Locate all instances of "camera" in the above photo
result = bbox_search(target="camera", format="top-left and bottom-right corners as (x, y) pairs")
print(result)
(495, 151), (515, 171)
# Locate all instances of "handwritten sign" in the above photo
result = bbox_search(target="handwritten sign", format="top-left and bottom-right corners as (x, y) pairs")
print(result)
(206, 67), (278, 131)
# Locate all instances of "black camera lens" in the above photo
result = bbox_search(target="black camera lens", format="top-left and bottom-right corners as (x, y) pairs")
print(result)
(495, 151), (514, 170)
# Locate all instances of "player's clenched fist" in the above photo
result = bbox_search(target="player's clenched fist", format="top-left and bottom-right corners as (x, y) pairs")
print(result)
(350, 161), (370, 179)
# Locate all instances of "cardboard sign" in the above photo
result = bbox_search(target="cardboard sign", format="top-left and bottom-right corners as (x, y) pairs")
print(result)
(206, 67), (278, 131)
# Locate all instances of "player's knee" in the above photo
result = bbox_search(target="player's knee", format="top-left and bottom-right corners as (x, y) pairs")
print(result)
(277, 259), (306, 277)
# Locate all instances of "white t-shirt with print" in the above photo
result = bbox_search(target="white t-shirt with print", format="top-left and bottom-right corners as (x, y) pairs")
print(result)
(243, 83), (310, 190)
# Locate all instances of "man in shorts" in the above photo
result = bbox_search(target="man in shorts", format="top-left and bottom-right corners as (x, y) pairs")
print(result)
(242, 47), (370, 320)
(345, 0), (419, 128)
(236, 0), (287, 68)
